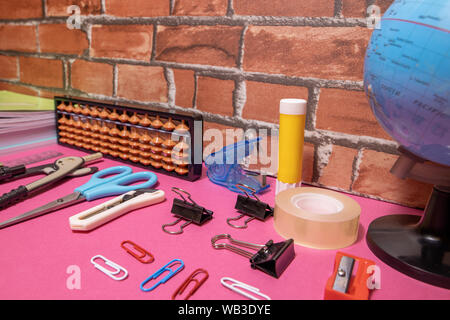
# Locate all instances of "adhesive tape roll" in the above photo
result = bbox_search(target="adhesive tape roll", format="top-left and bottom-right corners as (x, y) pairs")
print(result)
(274, 187), (360, 250)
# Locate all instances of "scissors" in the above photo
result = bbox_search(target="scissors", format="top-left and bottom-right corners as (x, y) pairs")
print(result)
(0, 153), (102, 210)
(0, 166), (158, 230)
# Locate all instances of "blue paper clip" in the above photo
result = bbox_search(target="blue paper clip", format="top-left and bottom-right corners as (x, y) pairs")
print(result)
(140, 259), (185, 292)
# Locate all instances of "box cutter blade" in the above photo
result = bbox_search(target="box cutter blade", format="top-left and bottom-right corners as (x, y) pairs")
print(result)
(69, 188), (165, 231)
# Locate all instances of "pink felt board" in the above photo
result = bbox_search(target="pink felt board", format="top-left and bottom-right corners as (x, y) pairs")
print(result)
(0, 144), (448, 300)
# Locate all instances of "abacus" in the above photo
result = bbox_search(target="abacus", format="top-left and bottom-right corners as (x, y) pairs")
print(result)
(54, 97), (203, 181)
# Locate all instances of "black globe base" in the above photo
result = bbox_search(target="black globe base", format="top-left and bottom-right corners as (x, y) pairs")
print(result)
(366, 186), (450, 289)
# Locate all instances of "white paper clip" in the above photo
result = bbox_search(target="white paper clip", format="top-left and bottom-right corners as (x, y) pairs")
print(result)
(90, 255), (128, 281)
(220, 277), (271, 300)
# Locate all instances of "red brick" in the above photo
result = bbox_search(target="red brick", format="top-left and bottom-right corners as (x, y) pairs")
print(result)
(19, 57), (63, 88)
(71, 60), (113, 95)
(203, 122), (243, 143)
(318, 145), (357, 190)
(46, 0), (102, 16)
(117, 64), (167, 102)
(316, 88), (391, 140)
(0, 55), (18, 79)
(352, 149), (433, 208)
(105, 0), (170, 16)
(0, 25), (37, 52)
(0, 86), (72, 100)
(173, 69), (195, 108)
(173, 0), (228, 16)
(243, 26), (372, 81)
(39, 24), (88, 55)
(1, 83), (60, 99)
(242, 81), (308, 123)
(376, 0), (395, 14)
(196, 77), (234, 116)
(155, 25), (242, 68)
(234, 0), (334, 17)
(342, 0), (394, 17)
(91, 25), (153, 61)
(0, 81), (39, 96)
(302, 142), (314, 183)
(0, 81), (68, 100)
(0, 0), (43, 19)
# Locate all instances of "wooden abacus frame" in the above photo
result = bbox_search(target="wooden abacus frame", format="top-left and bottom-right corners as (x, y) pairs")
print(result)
(54, 96), (203, 181)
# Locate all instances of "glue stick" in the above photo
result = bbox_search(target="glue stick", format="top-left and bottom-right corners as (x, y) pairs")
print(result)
(276, 98), (307, 194)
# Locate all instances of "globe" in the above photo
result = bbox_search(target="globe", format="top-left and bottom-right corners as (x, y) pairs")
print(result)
(363, 0), (450, 166)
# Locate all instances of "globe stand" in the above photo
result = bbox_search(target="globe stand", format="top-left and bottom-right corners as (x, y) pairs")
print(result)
(366, 148), (450, 289)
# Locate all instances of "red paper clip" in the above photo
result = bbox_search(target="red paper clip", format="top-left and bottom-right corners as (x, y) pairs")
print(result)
(121, 240), (154, 264)
(324, 252), (376, 300)
(172, 268), (209, 300)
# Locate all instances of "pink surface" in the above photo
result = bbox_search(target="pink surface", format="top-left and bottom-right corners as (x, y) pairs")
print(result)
(0, 144), (448, 300)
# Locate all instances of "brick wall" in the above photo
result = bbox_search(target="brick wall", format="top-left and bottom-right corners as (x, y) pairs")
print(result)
(0, 0), (433, 208)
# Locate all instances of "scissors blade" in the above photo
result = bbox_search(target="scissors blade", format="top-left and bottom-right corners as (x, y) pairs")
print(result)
(0, 192), (85, 230)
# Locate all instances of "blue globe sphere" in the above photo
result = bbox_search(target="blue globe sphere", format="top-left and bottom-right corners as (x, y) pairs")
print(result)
(364, 0), (450, 166)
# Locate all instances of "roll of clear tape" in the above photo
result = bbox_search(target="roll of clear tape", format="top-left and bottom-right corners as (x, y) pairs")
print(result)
(274, 187), (360, 250)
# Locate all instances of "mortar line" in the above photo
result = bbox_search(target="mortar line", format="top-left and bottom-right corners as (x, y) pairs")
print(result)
(334, 0), (343, 18)
(305, 86), (320, 131)
(112, 64), (118, 97)
(0, 16), (369, 27)
(311, 142), (323, 183)
(192, 71), (198, 109)
(237, 25), (247, 70)
(84, 23), (92, 58)
(227, 0), (235, 17)
(16, 56), (20, 80)
(35, 24), (40, 53)
(150, 23), (158, 61)
(164, 67), (175, 107)
(233, 79), (246, 117)
(169, 0), (176, 15)
(101, 0), (106, 14)
(62, 58), (68, 90)
(42, 0), (47, 18)
(349, 147), (365, 191)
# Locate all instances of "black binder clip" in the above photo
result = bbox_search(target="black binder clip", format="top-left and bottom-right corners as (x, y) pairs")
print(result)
(162, 187), (214, 235)
(227, 184), (274, 229)
(211, 234), (295, 278)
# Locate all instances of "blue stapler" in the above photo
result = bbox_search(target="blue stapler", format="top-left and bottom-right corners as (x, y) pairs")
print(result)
(204, 137), (269, 194)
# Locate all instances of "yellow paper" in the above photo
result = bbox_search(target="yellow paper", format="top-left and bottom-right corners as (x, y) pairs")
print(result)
(0, 90), (54, 111)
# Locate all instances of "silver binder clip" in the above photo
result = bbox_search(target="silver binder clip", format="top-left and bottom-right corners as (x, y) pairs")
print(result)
(220, 277), (271, 300)
(90, 255), (128, 281)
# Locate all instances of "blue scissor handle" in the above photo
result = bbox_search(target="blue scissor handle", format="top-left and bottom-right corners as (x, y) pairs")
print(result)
(75, 166), (133, 194)
(83, 171), (158, 201)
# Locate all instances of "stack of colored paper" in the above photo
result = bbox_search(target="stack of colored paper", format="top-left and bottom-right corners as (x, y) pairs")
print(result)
(0, 91), (56, 155)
